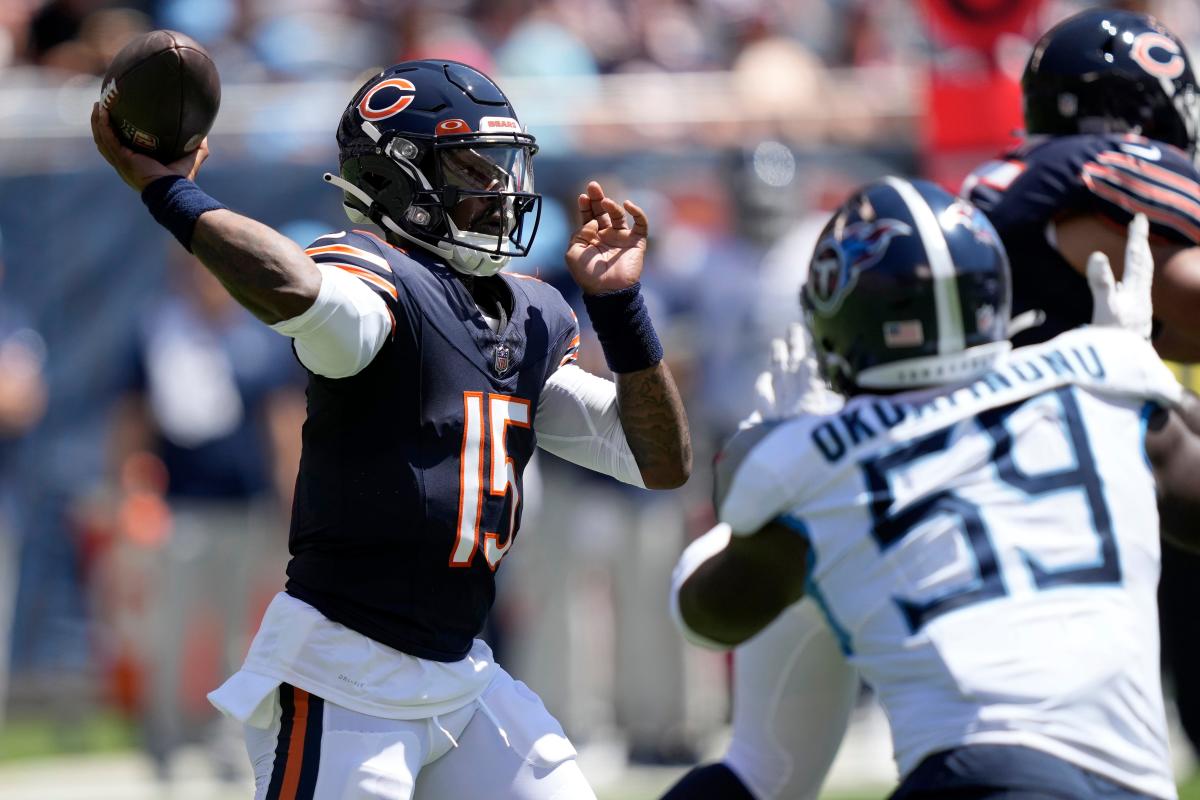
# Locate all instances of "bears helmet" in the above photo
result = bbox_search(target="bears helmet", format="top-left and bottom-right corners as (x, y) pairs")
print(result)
(326, 60), (541, 277)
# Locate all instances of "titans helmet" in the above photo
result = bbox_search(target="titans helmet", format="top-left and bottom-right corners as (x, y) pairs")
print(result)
(326, 61), (541, 277)
(1022, 9), (1200, 161)
(802, 178), (1011, 395)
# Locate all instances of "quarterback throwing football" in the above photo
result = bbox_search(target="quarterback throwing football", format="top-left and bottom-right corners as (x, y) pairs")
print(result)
(92, 61), (691, 799)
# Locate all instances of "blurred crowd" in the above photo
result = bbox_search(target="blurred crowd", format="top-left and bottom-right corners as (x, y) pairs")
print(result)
(3, 0), (1200, 787)
(0, 0), (923, 83)
(1, 0), (1197, 85)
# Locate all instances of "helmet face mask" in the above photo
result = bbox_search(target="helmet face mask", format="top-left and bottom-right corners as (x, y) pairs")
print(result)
(1022, 9), (1200, 162)
(333, 61), (542, 277)
(802, 178), (1013, 397)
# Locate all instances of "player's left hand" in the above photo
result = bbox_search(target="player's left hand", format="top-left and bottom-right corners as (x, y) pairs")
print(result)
(1087, 213), (1153, 339)
(747, 322), (843, 426)
(91, 102), (209, 192)
(565, 181), (647, 295)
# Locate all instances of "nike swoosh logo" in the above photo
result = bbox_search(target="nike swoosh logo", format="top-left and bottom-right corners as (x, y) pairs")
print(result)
(1118, 142), (1162, 161)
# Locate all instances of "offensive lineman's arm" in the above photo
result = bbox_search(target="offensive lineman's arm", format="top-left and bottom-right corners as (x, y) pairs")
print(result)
(1146, 392), (1200, 552)
(1087, 215), (1200, 550)
(1056, 215), (1200, 361)
(565, 182), (691, 490)
(91, 104), (320, 324)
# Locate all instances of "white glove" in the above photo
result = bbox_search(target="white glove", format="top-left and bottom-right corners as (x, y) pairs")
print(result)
(747, 322), (844, 427)
(1087, 213), (1153, 339)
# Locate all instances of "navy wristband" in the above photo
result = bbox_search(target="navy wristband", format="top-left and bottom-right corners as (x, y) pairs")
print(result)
(141, 175), (226, 252)
(582, 282), (664, 374)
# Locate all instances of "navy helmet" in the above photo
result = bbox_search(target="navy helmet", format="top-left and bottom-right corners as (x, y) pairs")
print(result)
(326, 60), (541, 276)
(802, 178), (1011, 395)
(1022, 9), (1199, 161)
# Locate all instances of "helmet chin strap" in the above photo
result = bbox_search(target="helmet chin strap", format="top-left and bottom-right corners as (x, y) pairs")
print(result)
(322, 172), (510, 278)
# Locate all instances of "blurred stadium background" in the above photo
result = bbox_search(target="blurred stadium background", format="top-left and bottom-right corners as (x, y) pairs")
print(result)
(2, 0), (1200, 798)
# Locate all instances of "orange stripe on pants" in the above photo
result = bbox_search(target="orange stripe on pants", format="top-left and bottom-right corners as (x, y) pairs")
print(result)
(279, 688), (310, 800)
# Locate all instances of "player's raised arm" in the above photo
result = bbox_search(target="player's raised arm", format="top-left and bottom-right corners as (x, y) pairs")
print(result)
(564, 181), (691, 489)
(91, 104), (320, 324)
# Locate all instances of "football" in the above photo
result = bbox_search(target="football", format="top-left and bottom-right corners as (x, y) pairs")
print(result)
(100, 30), (221, 163)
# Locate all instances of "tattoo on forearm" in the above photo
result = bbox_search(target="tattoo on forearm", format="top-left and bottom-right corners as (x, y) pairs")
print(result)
(616, 361), (692, 489)
(190, 210), (319, 324)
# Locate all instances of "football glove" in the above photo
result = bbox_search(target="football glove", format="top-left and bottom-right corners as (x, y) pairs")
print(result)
(1087, 213), (1153, 339)
(747, 322), (844, 426)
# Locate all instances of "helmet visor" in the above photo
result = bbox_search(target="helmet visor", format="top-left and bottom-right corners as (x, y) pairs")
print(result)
(438, 144), (535, 235)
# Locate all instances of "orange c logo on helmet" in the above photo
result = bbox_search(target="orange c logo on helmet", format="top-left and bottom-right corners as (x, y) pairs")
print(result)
(359, 78), (417, 122)
(1131, 32), (1186, 80)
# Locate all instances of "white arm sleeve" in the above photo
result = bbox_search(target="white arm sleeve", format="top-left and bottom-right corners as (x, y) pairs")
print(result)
(669, 523), (736, 650)
(535, 364), (646, 488)
(270, 263), (392, 379)
(728, 600), (857, 800)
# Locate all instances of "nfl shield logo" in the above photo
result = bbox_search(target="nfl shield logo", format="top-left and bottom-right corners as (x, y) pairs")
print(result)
(494, 344), (511, 374)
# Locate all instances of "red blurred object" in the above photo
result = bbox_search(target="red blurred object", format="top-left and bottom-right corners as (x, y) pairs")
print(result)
(118, 492), (171, 548)
(109, 642), (145, 714)
(922, 69), (1025, 189)
(917, 0), (1045, 189)
(919, 0), (1044, 53)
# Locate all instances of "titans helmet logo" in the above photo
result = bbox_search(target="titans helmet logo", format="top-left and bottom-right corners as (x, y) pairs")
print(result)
(807, 219), (913, 315)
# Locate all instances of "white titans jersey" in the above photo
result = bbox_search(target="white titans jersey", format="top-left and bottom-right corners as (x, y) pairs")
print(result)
(719, 327), (1184, 800)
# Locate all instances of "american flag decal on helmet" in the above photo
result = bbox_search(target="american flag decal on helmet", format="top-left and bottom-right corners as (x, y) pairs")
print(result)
(883, 319), (925, 348)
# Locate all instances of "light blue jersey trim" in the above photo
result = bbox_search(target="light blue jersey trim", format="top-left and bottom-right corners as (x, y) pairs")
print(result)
(780, 514), (854, 655)
(1140, 400), (1159, 471)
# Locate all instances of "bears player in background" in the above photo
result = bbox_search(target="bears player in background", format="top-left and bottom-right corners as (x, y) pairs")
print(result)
(91, 60), (691, 799)
(964, 8), (1200, 356)
(674, 178), (1200, 800)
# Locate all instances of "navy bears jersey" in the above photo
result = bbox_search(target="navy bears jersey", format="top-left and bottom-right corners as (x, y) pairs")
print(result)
(964, 133), (1200, 345)
(286, 230), (580, 662)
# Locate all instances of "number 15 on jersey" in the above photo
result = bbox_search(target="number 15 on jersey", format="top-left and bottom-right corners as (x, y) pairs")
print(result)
(450, 392), (530, 571)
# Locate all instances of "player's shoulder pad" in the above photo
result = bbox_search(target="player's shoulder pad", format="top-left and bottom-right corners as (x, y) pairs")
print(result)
(713, 420), (787, 512)
(1041, 326), (1184, 407)
(304, 230), (398, 297)
(962, 157), (1027, 199)
(713, 417), (823, 535)
(505, 271), (579, 339)
(504, 271), (569, 310)
(304, 230), (425, 302)
(968, 136), (1102, 225)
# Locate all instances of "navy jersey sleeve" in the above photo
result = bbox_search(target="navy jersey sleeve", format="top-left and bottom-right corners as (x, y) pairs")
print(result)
(969, 135), (1200, 246)
(1076, 137), (1200, 245)
(966, 137), (1088, 233)
(303, 230), (406, 316)
(554, 306), (581, 370)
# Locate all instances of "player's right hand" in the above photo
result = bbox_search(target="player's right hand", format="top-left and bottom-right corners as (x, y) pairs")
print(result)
(91, 103), (209, 192)
(1086, 213), (1153, 339)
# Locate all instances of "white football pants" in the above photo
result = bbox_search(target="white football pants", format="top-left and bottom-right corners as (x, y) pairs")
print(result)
(244, 667), (596, 800)
(724, 600), (859, 800)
